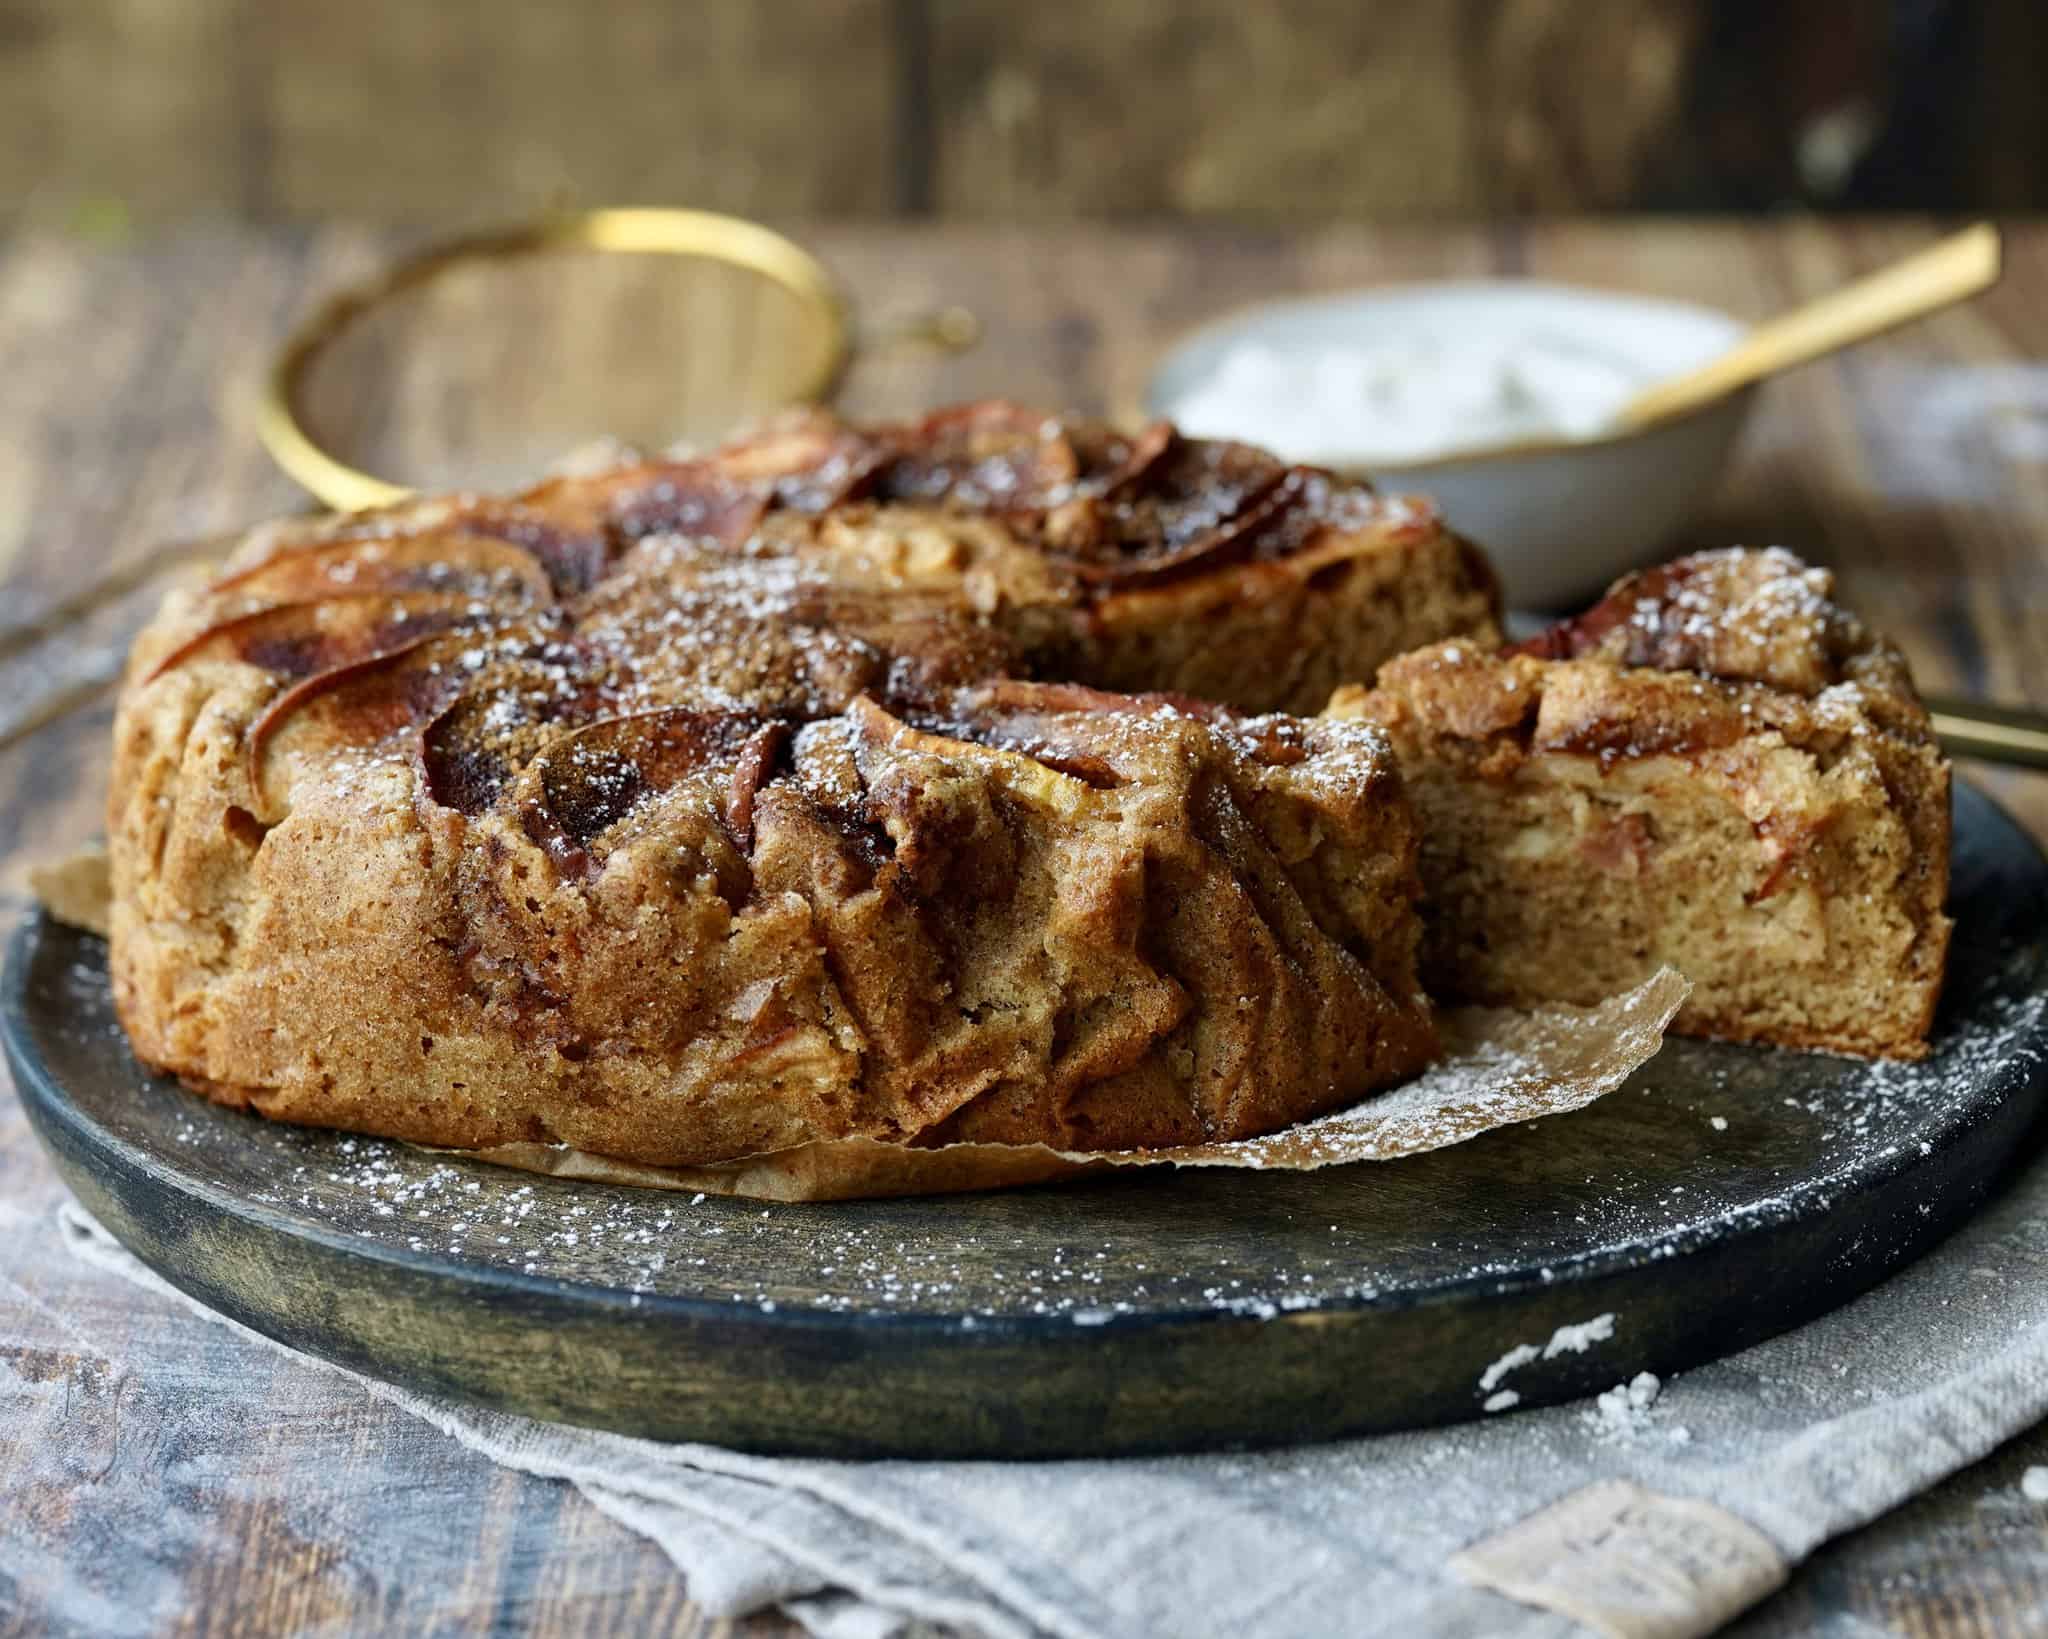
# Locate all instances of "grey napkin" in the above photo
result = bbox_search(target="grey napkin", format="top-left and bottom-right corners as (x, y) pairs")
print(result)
(50, 1120), (2048, 1639)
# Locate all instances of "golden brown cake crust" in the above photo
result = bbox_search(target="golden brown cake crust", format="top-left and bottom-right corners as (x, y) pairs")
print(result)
(1330, 548), (1952, 1058)
(110, 405), (1466, 1165)
(537, 400), (1503, 716)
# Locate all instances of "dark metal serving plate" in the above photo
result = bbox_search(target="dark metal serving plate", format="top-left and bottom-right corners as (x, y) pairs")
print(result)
(8, 782), (2047, 1459)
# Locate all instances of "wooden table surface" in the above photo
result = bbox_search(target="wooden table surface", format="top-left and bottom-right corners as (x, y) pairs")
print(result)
(3, 218), (2046, 1637)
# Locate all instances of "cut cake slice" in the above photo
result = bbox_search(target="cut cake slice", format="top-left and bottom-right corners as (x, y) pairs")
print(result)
(1328, 548), (1951, 1058)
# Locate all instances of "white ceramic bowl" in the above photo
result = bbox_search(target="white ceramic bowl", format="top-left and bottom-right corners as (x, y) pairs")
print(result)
(1143, 280), (1755, 610)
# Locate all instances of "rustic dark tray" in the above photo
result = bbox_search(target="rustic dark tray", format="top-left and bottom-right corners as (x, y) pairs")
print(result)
(8, 781), (2045, 1459)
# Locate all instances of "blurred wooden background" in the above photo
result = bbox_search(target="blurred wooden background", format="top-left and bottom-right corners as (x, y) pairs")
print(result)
(4, 0), (2043, 229)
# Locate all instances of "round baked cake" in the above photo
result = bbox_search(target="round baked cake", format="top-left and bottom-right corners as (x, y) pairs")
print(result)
(109, 404), (1493, 1165)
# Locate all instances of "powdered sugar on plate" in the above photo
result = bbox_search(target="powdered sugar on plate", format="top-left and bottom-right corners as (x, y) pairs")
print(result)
(1479, 1314), (1621, 1412)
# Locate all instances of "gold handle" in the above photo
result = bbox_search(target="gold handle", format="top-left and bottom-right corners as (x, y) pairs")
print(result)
(1926, 695), (2048, 771)
(1615, 224), (2002, 432)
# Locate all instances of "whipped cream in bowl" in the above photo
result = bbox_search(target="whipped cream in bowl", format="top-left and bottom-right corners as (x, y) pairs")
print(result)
(1169, 335), (1647, 468)
(1145, 281), (1756, 609)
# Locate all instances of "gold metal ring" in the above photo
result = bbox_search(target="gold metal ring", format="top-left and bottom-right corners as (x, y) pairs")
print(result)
(257, 208), (857, 513)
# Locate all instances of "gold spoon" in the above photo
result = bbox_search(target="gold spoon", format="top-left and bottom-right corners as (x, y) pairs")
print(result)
(1614, 223), (2002, 433)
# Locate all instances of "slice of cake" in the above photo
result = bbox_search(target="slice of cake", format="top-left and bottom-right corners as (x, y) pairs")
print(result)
(1327, 548), (1952, 1058)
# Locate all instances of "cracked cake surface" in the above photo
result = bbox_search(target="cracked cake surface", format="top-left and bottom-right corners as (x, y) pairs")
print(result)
(1328, 548), (1952, 1058)
(109, 404), (1469, 1165)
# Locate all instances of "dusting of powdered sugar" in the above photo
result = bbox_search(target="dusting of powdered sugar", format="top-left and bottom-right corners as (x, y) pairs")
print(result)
(1584, 1370), (1691, 1444)
(1478, 1313), (1620, 1412)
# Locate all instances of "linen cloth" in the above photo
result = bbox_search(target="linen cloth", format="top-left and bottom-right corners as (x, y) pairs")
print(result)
(41, 1126), (2048, 1639)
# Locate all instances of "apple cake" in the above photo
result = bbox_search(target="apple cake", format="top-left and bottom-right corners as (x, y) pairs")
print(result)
(1327, 548), (1952, 1058)
(107, 405), (1476, 1164)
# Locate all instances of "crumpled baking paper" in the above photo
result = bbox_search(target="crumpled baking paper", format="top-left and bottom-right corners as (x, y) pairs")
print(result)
(463, 972), (1689, 1199)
